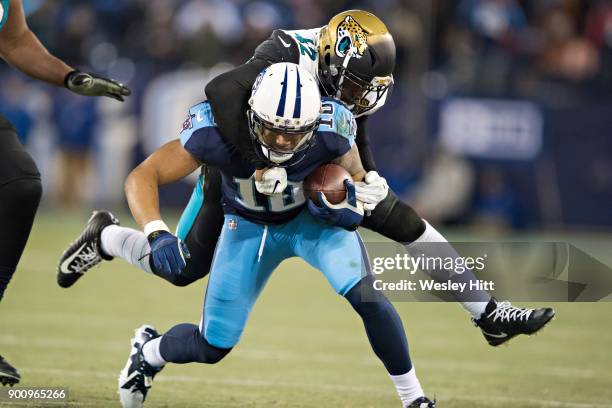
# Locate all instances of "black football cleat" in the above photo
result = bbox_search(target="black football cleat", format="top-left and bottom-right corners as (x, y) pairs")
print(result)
(473, 298), (555, 346)
(118, 325), (164, 408)
(407, 396), (436, 408)
(0, 356), (20, 386)
(57, 210), (119, 288)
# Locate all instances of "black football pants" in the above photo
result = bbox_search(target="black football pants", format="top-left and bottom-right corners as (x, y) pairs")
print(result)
(0, 115), (42, 302)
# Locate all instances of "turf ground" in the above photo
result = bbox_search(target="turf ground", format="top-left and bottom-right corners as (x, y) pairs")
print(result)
(1, 210), (611, 407)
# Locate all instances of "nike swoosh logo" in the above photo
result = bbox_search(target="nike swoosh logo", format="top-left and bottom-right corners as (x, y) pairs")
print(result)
(273, 180), (282, 193)
(59, 243), (88, 274)
(278, 35), (292, 48)
(481, 329), (508, 338)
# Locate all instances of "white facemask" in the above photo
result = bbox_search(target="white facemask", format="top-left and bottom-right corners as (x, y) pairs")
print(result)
(261, 146), (294, 164)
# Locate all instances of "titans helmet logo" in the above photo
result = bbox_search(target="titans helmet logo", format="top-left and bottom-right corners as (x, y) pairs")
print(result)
(335, 15), (369, 59)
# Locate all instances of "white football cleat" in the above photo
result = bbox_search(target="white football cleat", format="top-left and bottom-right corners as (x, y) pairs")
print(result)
(118, 325), (163, 408)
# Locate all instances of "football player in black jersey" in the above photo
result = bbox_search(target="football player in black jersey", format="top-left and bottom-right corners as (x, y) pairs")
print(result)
(0, 0), (130, 385)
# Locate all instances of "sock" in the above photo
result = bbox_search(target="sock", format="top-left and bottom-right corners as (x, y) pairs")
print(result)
(159, 323), (231, 364)
(406, 220), (490, 318)
(142, 337), (166, 368)
(390, 367), (424, 407)
(345, 277), (412, 375)
(100, 225), (152, 274)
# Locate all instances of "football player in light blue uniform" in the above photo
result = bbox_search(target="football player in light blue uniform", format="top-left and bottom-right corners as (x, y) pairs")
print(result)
(59, 63), (435, 408)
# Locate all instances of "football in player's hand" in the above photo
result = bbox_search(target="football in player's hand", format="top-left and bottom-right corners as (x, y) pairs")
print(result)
(304, 164), (351, 205)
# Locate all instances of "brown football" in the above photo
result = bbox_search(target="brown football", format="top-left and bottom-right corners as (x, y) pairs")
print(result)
(304, 164), (351, 205)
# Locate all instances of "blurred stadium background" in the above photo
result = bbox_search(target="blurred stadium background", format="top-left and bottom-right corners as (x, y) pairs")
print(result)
(2, 0), (611, 228)
(1, 0), (612, 407)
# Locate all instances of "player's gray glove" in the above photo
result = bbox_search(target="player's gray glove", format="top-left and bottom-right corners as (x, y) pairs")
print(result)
(255, 167), (288, 196)
(64, 70), (131, 101)
(355, 171), (389, 212)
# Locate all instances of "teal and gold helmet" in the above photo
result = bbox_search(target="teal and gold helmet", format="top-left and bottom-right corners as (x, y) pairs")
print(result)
(318, 10), (395, 116)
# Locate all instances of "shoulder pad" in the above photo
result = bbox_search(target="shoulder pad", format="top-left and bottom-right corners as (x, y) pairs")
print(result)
(318, 98), (356, 145)
(179, 102), (216, 145)
(253, 30), (300, 64)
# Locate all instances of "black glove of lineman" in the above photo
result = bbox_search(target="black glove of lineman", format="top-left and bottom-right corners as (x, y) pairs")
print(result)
(64, 70), (131, 102)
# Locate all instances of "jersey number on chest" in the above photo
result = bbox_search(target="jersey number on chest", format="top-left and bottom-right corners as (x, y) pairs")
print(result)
(294, 33), (317, 61)
(234, 178), (306, 213)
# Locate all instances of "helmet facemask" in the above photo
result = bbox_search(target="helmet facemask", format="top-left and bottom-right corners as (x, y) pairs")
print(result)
(317, 10), (396, 116)
(248, 63), (322, 166)
(247, 109), (319, 165)
(336, 64), (393, 117)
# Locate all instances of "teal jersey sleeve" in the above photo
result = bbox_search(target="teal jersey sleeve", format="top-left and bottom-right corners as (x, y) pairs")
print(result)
(318, 98), (356, 146)
(179, 101), (231, 164)
(179, 102), (216, 147)
(315, 98), (356, 158)
(0, 0), (10, 29)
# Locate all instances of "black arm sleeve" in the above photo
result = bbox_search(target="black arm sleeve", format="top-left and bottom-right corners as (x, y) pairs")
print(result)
(205, 30), (299, 170)
(204, 58), (271, 169)
(355, 116), (378, 172)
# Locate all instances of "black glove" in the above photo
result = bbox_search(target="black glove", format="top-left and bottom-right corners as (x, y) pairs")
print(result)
(64, 70), (131, 101)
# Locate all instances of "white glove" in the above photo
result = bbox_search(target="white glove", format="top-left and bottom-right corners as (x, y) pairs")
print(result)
(355, 171), (389, 212)
(254, 167), (288, 196)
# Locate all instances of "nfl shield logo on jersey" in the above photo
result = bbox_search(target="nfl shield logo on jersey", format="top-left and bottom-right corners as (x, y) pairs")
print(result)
(228, 219), (238, 230)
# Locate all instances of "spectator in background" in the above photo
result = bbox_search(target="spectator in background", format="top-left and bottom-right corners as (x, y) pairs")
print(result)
(471, 167), (522, 231)
(0, 73), (33, 145)
(585, 0), (612, 90)
(52, 90), (98, 208)
(535, 4), (599, 83)
(456, 0), (529, 95)
(409, 147), (475, 224)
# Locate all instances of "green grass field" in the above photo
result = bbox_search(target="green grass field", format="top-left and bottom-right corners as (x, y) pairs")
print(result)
(1, 210), (611, 407)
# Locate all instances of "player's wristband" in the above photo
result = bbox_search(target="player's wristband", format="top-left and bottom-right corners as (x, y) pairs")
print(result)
(144, 220), (170, 237)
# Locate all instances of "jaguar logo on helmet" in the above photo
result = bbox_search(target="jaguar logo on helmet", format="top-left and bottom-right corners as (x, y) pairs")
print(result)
(335, 15), (369, 58)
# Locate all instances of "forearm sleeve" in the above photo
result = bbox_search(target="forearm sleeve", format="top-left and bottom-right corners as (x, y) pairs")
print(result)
(205, 58), (271, 169)
(355, 116), (378, 172)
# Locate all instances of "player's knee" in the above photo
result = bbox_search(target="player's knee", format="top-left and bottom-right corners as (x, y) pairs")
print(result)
(204, 317), (244, 350)
(167, 267), (201, 287)
(196, 334), (232, 364)
(344, 275), (392, 318)
(5, 178), (42, 211)
(364, 191), (425, 243)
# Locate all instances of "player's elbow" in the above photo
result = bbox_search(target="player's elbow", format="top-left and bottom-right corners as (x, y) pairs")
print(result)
(204, 74), (229, 104)
(124, 163), (155, 196)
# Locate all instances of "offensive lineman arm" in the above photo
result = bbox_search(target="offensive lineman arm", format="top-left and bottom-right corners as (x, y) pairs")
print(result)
(308, 144), (366, 231)
(124, 140), (200, 230)
(333, 143), (367, 182)
(0, 0), (130, 100)
(334, 143), (389, 212)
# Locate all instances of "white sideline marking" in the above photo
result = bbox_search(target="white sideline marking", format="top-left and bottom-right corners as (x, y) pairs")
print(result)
(18, 367), (612, 408)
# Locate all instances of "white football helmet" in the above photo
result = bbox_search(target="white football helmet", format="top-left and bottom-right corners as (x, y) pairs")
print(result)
(248, 62), (321, 165)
